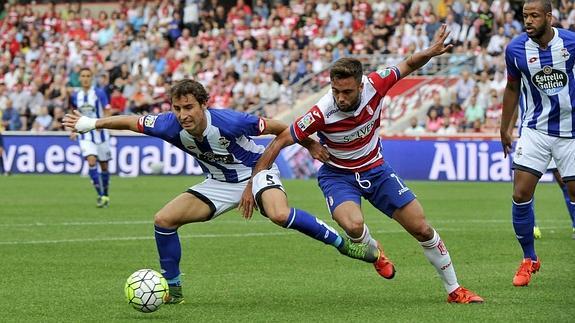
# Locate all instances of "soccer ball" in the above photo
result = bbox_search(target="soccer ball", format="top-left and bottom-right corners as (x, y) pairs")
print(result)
(149, 162), (164, 175)
(124, 269), (169, 313)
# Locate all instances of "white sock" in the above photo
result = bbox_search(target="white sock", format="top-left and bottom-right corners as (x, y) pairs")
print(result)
(419, 229), (460, 294)
(347, 224), (378, 249)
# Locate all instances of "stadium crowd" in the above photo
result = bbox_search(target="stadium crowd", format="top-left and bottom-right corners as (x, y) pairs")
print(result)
(0, 0), (574, 134)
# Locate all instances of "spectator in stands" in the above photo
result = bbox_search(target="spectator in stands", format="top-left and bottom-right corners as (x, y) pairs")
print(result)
(25, 83), (46, 119)
(109, 86), (128, 116)
(454, 70), (476, 105)
(259, 73), (280, 104)
(487, 26), (508, 56)
(427, 92), (445, 117)
(476, 1), (495, 46)
(457, 15), (476, 48)
(2, 99), (21, 131)
(98, 73), (113, 101)
(490, 71), (507, 94)
(45, 74), (68, 108)
(464, 85), (487, 109)
(49, 106), (66, 131)
(426, 109), (444, 133)
(447, 45), (471, 75)
(425, 13), (442, 42)
(437, 119), (458, 135)
(483, 89), (502, 131)
(32, 106), (53, 132)
(448, 103), (465, 131)
(464, 95), (485, 129)
(8, 83), (28, 130)
(404, 116), (426, 135)
(503, 12), (523, 37)
(0, 82), (8, 111)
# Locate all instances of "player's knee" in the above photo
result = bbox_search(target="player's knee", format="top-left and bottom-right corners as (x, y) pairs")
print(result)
(512, 191), (532, 203)
(154, 212), (178, 229)
(409, 222), (433, 241)
(345, 219), (365, 239)
(266, 206), (291, 226)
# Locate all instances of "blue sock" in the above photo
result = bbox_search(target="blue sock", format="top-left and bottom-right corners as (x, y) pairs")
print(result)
(284, 208), (343, 248)
(512, 199), (537, 261)
(154, 225), (181, 285)
(88, 166), (102, 196)
(101, 171), (109, 196)
(560, 186), (575, 227)
(0, 156), (4, 173)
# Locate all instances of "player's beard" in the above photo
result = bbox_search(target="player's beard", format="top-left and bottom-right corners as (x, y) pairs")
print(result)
(526, 21), (548, 40)
(336, 93), (362, 112)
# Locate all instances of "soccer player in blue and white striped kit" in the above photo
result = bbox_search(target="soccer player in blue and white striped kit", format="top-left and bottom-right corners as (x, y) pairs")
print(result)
(64, 79), (380, 304)
(500, 0), (575, 287)
(70, 68), (112, 208)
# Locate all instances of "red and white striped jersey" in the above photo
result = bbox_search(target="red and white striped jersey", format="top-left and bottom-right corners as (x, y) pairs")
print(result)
(290, 67), (400, 172)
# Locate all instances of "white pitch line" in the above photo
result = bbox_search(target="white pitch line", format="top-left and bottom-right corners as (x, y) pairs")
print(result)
(0, 218), (571, 228)
(0, 231), (292, 245)
(0, 226), (570, 246)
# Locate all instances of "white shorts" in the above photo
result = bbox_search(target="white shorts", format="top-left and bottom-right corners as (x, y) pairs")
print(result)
(79, 140), (112, 161)
(251, 165), (285, 216)
(514, 128), (575, 180)
(188, 164), (284, 219)
(547, 158), (557, 170)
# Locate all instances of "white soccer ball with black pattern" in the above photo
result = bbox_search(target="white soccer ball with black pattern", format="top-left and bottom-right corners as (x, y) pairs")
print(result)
(124, 269), (169, 313)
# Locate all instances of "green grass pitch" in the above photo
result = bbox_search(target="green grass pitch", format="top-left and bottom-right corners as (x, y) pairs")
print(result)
(0, 175), (573, 322)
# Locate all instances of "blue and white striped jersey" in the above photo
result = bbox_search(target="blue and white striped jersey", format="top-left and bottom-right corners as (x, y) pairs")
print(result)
(505, 27), (575, 138)
(138, 109), (267, 183)
(71, 87), (110, 143)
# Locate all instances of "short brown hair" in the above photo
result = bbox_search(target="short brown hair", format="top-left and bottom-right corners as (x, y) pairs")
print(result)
(169, 79), (210, 106)
(330, 58), (363, 84)
(524, 0), (552, 13)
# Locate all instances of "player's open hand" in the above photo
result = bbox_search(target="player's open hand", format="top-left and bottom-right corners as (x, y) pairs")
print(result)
(500, 130), (513, 158)
(238, 180), (257, 219)
(63, 110), (97, 134)
(307, 141), (330, 163)
(427, 24), (453, 57)
(62, 110), (82, 132)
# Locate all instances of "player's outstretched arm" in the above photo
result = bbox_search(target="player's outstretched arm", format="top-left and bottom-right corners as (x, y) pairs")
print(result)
(238, 128), (295, 219)
(63, 110), (141, 133)
(500, 78), (521, 157)
(396, 24), (453, 78)
(261, 118), (329, 161)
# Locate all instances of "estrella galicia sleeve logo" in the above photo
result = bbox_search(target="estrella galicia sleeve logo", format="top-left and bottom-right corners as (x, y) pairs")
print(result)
(531, 65), (568, 96)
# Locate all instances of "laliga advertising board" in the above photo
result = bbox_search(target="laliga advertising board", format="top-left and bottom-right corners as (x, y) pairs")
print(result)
(0, 133), (552, 182)
(0, 133), (294, 178)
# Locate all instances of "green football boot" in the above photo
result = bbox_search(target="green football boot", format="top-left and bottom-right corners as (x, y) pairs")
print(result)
(165, 285), (185, 305)
(337, 237), (379, 263)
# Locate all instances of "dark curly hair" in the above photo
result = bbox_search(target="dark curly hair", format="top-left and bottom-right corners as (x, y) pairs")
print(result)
(169, 79), (210, 106)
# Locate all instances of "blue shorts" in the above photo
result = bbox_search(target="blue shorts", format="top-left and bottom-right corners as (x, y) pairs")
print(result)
(317, 162), (416, 218)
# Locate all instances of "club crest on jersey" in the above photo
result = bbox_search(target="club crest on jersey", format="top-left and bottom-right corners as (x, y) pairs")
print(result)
(144, 115), (158, 128)
(531, 65), (567, 96)
(218, 137), (230, 148)
(297, 112), (315, 131)
(258, 118), (266, 134)
(561, 48), (570, 60)
(79, 103), (96, 115)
